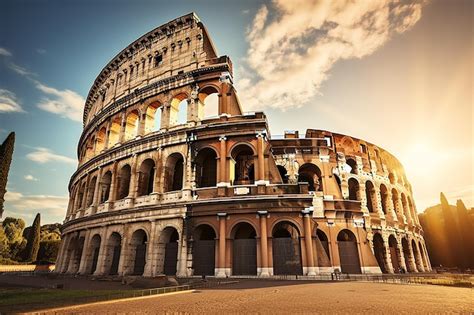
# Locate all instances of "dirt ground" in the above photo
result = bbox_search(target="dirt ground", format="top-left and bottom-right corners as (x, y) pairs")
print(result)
(46, 280), (473, 314)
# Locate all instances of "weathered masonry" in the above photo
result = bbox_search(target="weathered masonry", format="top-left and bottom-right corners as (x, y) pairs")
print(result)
(56, 13), (431, 278)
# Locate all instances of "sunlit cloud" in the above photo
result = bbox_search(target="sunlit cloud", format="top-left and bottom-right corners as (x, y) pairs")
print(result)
(24, 174), (39, 181)
(35, 82), (84, 122)
(26, 147), (76, 165)
(0, 88), (25, 113)
(8, 62), (37, 77)
(0, 47), (12, 57)
(238, 0), (427, 111)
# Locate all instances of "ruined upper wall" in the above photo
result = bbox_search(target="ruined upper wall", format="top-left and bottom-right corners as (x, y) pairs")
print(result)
(83, 12), (220, 126)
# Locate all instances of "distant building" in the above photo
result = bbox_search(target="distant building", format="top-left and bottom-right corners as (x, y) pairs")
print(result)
(419, 193), (474, 270)
(56, 13), (431, 277)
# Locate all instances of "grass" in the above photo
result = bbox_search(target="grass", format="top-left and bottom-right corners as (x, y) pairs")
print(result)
(0, 288), (135, 313)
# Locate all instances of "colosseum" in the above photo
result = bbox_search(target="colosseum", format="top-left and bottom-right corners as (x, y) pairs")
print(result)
(55, 13), (431, 278)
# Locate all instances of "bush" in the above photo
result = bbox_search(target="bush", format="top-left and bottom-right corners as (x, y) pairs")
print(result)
(37, 240), (61, 262)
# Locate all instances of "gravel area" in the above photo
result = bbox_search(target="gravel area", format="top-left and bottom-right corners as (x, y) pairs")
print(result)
(48, 280), (473, 314)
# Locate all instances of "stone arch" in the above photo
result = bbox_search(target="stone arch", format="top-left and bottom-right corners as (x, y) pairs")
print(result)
(95, 127), (107, 153)
(195, 147), (218, 188)
(365, 180), (376, 213)
(124, 109), (139, 141)
(379, 184), (389, 214)
(337, 229), (361, 274)
(117, 164), (131, 200)
(388, 235), (401, 272)
(316, 229), (331, 261)
(164, 152), (184, 192)
(231, 222), (257, 275)
(86, 176), (97, 207)
(373, 233), (388, 273)
(105, 232), (122, 275)
(100, 171), (112, 203)
(85, 234), (101, 274)
(199, 85), (219, 119)
(84, 136), (95, 161)
(345, 158), (358, 175)
(108, 116), (121, 147)
(230, 143), (256, 185)
(76, 182), (86, 211)
(67, 235), (85, 274)
(401, 237), (414, 272)
(193, 224), (216, 276)
(272, 221), (303, 275)
(170, 93), (188, 126)
(144, 101), (162, 133)
(411, 239), (423, 271)
(418, 240), (429, 270)
(129, 229), (148, 275)
(138, 158), (155, 196)
(158, 226), (180, 276)
(348, 178), (360, 201)
(298, 163), (323, 192)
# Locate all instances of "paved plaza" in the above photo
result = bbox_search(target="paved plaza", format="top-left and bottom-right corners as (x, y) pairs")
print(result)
(46, 280), (472, 314)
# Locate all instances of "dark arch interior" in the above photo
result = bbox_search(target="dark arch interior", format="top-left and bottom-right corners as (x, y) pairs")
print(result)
(346, 158), (357, 174)
(193, 224), (216, 276)
(138, 159), (155, 196)
(298, 163), (322, 192)
(272, 221), (302, 275)
(348, 178), (359, 201)
(195, 148), (217, 188)
(165, 154), (184, 192)
(117, 165), (131, 199)
(277, 165), (288, 184)
(231, 144), (255, 185)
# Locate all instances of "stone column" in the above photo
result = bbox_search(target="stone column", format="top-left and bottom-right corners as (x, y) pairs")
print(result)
(406, 239), (418, 272)
(118, 225), (129, 276)
(153, 147), (163, 193)
(129, 154), (139, 200)
(303, 211), (316, 276)
(104, 121), (111, 150)
(414, 241), (425, 272)
(256, 132), (265, 183)
(161, 102), (171, 130)
(375, 188), (385, 219)
(78, 230), (92, 274)
(119, 112), (126, 143)
(92, 167), (103, 214)
(138, 112), (146, 137)
(218, 136), (228, 185)
(94, 226), (109, 275)
(177, 218), (188, 277)
(55, 233), (70, 273)
(396, 237), (408, 272)
(143, 220), (157, 277)
(109, 161), (118, 202)
(216, 213), (227, 277)
(258, 211), (270, 277)
(382, 234), (394, 273)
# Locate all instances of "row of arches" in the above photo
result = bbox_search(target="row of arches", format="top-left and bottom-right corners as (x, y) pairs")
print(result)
(82, 87), (220, 162)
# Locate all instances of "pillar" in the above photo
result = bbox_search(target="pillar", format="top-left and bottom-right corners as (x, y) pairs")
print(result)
(177, 218), (188, 277)
(256, 132), (265, 183)
(303, 211), (316, 275)
(94, 227), (109, 275)
(143, 220), (156, 277)
(78, 230), (92, 274)
(218, 136), (228, 185)
(119, 112), (126, 143)
(138, 112), (146, 137)
(161, 102), (171, 129)
(92, 168), (103, 213)
(153, 147), (163, 193)
(382, 235), (394, 273)
(129, 154), (139, 199)
(109, 162), (118, 202)
(396, 238), (408, 272)
(414, 241), (425, 272)
(407, 240), (418, 272)
(104, 121), (111, 150)
(118, 225), (129, 276)
(216, 213), (227, 277)
(258, 211), (270, 277)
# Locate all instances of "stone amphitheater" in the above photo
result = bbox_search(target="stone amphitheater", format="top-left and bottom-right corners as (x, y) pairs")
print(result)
(55, 13), (431, 278)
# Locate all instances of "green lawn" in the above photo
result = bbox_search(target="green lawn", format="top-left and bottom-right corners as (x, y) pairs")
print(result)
(0, 288), (135, 313)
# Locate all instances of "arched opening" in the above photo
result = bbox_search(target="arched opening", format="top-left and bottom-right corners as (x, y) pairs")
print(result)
(346, 158), (358, 175)
(84, 136), (95, 161)
(388, 235), (400, 272)
(298, 163), (323, 192)
(124, 110), (139, 141)
(391, 189), (400, 215)
(130, 229), (147, 275)
(87, 234), (101, 274)
(401, 193), (409, 220)
(373, 233), (387, 273)
(388, 172), (395, 184)
(379, 184), (389, 214)
(337, 229), (361, 274)
(144, 102), (161, 133)
(100, 171), (112, 203)
(70, 236), (85, 274)
(231, 144), (255, 185)
(164, 153), (184, 192)
(138, 159), (155, 196)
(272, 221), (303, 275)
(316, 229), (330, 260)
(277, 165), (288, 184)
(199, 86), (219, 119)
(348, 178), (360, 201)
(231, 222), (257, 275)
(411, 239), (422, 270)
(95, 127), (106, 153)
(195, 148), (217, 188)
(108, 117), (121, 147)
(162, 227), (179, 276)
(418, 241), (429, 270)
(401, 238), (414, 272)
(86, 176), (97, 207)
(117, 165), (131, 200)
(170, 94), (188, 126)
(105, 232), (122, 275)
(193, 224), (216, 276)
(76, 182), (86, 210)
(365, 181), (376, 213)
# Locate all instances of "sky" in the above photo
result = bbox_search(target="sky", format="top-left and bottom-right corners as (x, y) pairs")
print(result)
(0, 0), (472, 225)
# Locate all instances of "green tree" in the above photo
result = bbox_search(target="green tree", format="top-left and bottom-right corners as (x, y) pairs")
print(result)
(25, 213), (41, 262)
(0, 225), (10, 258)
(38, 240), (61, 262)
(0, 132), (15, 218)
(2, 217), (26, 243)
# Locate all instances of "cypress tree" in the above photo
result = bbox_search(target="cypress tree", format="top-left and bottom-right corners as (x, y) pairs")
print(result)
(0, 132), (15, 218)
(25, 213), (41, 262)
(456, 200), (474, 268)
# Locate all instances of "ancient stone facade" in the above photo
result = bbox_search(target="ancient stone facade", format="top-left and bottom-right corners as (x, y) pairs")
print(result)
(56, 13), (431, 278)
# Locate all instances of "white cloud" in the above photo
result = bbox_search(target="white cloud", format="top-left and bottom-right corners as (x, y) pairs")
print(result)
(35, 82), (84, 122)
(4, 191), (68, 224)
(8, 62), (37, 77)
(24, 174), (39, 181)
(0, 47), (12, 57)
(238, 0), (427, 111)
(26, 147), (76, 165)
(0, 88), (25, 113)
(36, 48), (46, 54)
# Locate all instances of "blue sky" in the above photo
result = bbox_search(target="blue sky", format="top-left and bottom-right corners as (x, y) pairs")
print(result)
(1, 0), (472, 224)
